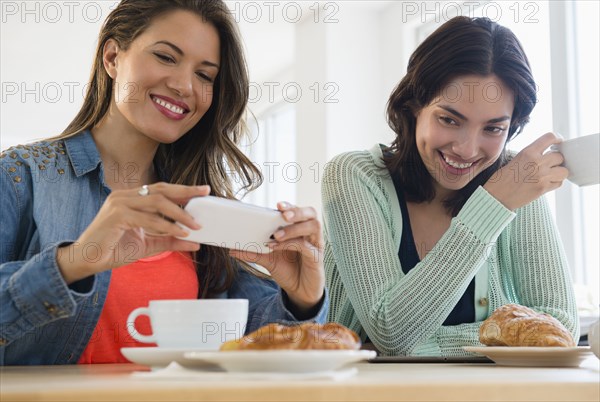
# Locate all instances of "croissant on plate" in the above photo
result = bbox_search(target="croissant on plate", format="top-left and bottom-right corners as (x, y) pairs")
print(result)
(220, 322), (361, 351)
(479, 304), (575, 347)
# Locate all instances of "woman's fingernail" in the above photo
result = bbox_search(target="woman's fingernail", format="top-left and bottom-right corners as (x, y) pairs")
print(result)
(274, 230), (285, 239)
(279, 201), (291, 209)
(284, 211), (294, 220)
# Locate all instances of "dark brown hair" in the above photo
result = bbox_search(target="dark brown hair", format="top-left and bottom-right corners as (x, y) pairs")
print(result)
(385, 16), (537, 216)
(53, 0), (263, 297)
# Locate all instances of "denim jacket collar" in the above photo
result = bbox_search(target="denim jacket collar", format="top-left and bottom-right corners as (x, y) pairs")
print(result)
(64, 130), (102, 177)
(64, 129), (171, 182)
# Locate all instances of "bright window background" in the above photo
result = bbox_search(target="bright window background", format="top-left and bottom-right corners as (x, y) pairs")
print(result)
(574, 0), (600, 312)
(241, 104), (297, 207)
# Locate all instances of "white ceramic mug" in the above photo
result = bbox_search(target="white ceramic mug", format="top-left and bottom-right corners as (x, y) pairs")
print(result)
(553, 133), (600, 187)
(127, 299), (248, 349)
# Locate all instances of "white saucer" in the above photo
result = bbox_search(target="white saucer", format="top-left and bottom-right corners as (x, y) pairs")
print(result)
(121, 347), (222, 370)
(463, 346), (593, 367)
(184, 350), (376, 373)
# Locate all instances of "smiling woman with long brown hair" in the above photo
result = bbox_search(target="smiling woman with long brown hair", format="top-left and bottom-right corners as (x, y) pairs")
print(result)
(323, 16), (578, 356)
(0, 0), (326, 365)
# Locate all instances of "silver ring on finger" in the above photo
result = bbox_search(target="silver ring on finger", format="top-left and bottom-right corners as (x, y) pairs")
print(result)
(138, 185), (150, 196)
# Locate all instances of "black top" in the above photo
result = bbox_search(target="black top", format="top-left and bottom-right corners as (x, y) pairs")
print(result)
(392, 174), (475, 326)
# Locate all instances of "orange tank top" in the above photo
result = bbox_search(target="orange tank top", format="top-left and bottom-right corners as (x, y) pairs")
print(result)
(78, 251), (198, 364)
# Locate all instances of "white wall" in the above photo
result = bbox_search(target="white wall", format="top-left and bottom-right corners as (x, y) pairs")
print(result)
(293, 2), (393, 210)
(1, 1), (115, 148)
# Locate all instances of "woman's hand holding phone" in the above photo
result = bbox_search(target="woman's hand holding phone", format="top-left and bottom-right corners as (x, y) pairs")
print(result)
(229, 202), (326, 314)
(56, 183), (208, 284)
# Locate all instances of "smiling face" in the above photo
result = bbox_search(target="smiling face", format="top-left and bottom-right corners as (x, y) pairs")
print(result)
(103, 10), (220, 144)
(414, 74), (515, 196)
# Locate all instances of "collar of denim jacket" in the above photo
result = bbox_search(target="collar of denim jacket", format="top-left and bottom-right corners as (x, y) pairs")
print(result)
(64, 130), (102, 177)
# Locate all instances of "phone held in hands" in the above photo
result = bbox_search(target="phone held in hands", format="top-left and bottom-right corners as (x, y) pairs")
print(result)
(179, 196), (288, 254)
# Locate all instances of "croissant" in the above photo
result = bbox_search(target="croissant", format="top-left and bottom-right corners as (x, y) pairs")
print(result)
(220, 322), (361, 351)
(480, 304), (575, 347)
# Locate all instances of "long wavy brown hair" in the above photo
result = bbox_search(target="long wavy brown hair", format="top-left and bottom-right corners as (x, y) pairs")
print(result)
(53, 0), (263, 297)
(385, 16), (537, 216)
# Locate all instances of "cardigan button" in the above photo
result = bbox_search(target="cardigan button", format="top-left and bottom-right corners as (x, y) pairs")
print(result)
(0, 338), (7, 346)
(478, 297), (489, 307)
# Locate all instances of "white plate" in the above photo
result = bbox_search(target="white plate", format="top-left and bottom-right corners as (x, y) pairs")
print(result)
(463, 346), (593, 367)
(121, 347), (222, 370)
(184, 350), (377, 373)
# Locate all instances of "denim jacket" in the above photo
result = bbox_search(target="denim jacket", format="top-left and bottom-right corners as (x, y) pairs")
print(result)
(0, 130), (328, 365)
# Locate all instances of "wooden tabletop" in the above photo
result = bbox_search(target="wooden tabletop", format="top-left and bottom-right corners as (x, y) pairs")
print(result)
(1, 357), (599, 401)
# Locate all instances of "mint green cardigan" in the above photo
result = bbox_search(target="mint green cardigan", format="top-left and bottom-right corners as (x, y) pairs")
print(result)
(322, 145), (579, 356)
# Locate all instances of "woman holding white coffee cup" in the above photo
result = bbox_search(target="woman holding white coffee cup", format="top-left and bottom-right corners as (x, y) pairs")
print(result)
(0, 0), (326, 365)
(323, 17), (579, 356)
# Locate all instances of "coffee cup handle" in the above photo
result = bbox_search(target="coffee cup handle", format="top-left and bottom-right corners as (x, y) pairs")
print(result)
(126, 307), (156, 344)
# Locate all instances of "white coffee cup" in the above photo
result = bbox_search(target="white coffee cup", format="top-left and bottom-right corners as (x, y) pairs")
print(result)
(127, 299), (248, 350)
(553, 133), (600, 186)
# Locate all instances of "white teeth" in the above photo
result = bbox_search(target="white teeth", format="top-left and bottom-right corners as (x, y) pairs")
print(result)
(442, 153), (473, 169)
(152, 96), (185, 114)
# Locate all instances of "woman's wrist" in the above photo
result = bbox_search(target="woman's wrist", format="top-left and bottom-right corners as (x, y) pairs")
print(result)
(56, 243), (95, 285)
(285, 290), (325, 320)
(483, 181), (516, 211)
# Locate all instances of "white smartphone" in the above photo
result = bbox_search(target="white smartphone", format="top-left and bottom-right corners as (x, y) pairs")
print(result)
(179, 196), (288, 253)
